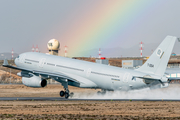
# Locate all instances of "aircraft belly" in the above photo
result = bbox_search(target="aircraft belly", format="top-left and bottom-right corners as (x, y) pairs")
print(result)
(59, 71), (98, 88)
(111, 77), (147, 91)
(128, 79), (147, 90)
(89, 74), (112, 90)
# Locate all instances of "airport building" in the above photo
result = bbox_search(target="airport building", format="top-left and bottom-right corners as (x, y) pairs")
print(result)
(96, 57), (109, 65)
(122, 60), (143, 69)
(167, 60), (180, 68)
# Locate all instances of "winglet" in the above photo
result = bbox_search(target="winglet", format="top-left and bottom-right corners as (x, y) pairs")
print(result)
(3, 59), (9, 66)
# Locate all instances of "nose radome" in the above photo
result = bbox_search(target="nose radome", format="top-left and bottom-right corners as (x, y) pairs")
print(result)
(14, 58), (18, 65)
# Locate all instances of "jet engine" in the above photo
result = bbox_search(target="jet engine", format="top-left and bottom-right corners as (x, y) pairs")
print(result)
(22, 75), (47, 88)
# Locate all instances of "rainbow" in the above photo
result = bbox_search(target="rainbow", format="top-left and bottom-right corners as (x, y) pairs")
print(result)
(61, 0), (161, 57)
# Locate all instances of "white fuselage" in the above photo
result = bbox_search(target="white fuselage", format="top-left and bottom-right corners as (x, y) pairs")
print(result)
(15, 52), (148, 91)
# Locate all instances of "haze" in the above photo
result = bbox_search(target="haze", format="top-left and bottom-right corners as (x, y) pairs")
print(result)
(0, 0), (180, 57)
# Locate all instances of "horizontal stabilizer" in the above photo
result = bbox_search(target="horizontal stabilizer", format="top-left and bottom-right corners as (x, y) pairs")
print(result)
(133, 76), (161, 81)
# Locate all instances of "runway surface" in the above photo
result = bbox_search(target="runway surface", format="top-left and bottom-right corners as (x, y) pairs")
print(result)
(0, 97), (180, 101)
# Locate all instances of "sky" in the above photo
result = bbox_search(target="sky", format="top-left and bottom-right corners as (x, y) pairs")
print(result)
(0, 0), (180, 57)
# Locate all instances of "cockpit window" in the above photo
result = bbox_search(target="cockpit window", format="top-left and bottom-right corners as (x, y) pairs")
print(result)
(17, 56), (19, 58)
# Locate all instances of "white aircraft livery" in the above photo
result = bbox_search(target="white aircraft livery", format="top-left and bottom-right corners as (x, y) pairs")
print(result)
(3, 36), (177, 99)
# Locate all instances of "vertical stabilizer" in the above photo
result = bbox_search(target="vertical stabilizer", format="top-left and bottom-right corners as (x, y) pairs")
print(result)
(137, 36), (177, 76)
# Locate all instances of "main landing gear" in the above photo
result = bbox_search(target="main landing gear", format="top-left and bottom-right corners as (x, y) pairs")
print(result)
(60, 89), (70, 99)
(59, 80), (74, 99)
(97, 89), (106, 95)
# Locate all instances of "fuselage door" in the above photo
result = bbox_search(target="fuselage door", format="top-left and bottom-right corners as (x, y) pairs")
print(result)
(39, 58), (46, 68)
(86, 68), (91, 77)
(123, 73), (130, 83)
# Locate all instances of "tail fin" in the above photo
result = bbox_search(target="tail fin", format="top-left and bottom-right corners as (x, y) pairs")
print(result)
(137, 36), (177, 76)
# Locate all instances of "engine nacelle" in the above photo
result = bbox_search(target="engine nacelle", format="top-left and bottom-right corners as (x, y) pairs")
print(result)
(22, 75), (47, 88)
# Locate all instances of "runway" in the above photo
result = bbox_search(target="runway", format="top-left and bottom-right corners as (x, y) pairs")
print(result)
(0, 97), (180, 101)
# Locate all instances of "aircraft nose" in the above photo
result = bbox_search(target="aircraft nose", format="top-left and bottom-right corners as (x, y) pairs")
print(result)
(14, 58), (18, 65)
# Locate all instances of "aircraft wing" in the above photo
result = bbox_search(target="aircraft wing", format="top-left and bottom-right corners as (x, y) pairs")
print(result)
(33, 70), (79, 83)
(33, 70), (97, 88)
(2, 59), (90, 87)
(32, 69), (97, 88)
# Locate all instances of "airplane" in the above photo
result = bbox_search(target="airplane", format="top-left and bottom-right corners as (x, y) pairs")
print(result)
(2, 36), (177, 99)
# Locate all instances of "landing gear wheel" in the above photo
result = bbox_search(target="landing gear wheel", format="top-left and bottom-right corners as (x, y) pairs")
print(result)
(61, 80), (70, 99)
(97, 90), (106, 95)
(60, 91), (65, 97)
(65, 92), (69, 99)
(97, 91), (101, 95)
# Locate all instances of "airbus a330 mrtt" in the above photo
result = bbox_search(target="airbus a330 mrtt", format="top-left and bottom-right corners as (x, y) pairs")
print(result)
(3, 36), (177, 99)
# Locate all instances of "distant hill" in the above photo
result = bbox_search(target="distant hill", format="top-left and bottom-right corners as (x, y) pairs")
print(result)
(79, 42), (180, 57)
(0, 53), (19, 60)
